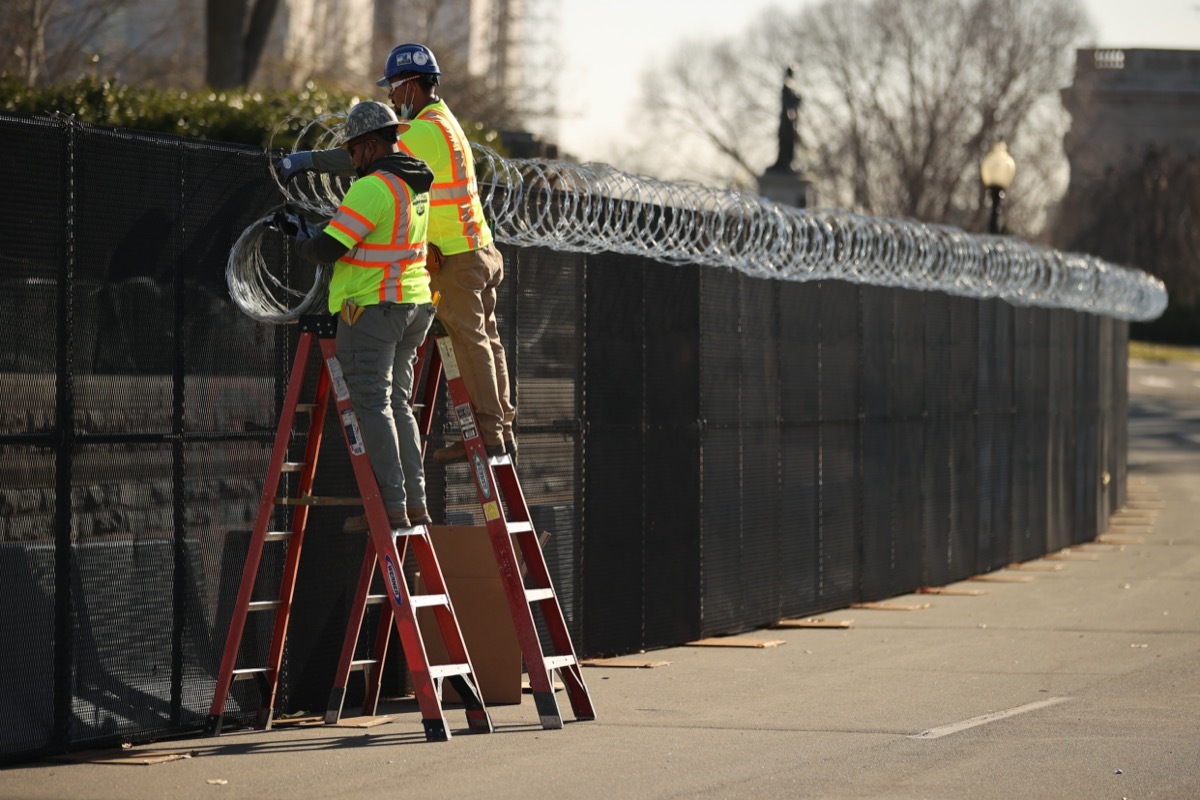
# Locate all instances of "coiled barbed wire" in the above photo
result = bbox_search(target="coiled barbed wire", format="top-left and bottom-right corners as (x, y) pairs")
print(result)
(226, 216), (330, 323)
(227, 115), (1167, 324)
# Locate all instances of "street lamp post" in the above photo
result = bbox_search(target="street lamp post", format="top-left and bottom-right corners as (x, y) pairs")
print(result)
(980, 141), (1016, 234)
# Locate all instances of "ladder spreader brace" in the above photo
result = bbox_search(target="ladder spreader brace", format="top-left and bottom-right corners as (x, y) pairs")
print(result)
(205, 314), (492, 743)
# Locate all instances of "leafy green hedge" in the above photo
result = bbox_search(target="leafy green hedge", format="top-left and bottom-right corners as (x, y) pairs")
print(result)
(0, 74), (501, 152)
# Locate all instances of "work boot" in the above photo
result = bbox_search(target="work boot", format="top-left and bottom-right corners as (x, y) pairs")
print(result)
(407, 507), (433, 525)
(432, 440), (506, 465)
(504, 437), (518, 467)
(343, 509), (410, 532)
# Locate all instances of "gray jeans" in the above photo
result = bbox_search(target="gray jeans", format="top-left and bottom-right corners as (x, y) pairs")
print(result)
(335, 302), (435, 513)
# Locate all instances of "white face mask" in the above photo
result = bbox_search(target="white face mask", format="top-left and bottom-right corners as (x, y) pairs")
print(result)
(398, 85), (415, 121)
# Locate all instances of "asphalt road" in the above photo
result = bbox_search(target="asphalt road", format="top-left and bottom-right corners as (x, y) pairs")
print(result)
(3, 356), (1198, 799)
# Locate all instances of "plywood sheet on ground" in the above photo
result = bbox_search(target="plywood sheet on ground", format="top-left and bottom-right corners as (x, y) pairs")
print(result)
(850, 601), (931, 611)
(581, 657), (672, 668)
(687, 637), (785, 648)
(771, 617), (855, 628)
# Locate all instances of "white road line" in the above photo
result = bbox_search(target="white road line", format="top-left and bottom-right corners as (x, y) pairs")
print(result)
(910, 697), (1072, 740)
(1137, 376), (1175, 389)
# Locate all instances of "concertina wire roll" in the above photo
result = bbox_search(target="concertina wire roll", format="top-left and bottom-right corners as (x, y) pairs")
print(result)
(227, 114), (1168, 325)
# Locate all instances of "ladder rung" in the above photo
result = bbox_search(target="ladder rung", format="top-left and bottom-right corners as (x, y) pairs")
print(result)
(525, 588), (554, 603)
(488, 453), (512, 465)
(507, 521), (534, 535)
(349, 659), (378, 671)
(276, 496), (363, 507)
(280, 461), (305, 472)
(295, 403), (318, 413)
(365, 594), (387, 606)
(393, 527), (427, 538)
(263, 531), (293, 542)
(248, 600), (281, 612)
(232, 667), (270, 680)
(543, 655), (577, 670)
(427, 663), (471, 679)
(410, 593), (449, 609)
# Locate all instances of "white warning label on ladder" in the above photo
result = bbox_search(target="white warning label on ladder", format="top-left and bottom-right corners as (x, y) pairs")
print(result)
(341, 409), (366, 455)
(326, 356), (350, 401)
(436, 337), (461, 380)
(454, 403), (478, 442)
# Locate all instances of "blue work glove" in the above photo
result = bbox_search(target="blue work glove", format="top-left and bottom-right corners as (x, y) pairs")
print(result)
(270, 207), (317, 243)
(274, 151), (315, 182)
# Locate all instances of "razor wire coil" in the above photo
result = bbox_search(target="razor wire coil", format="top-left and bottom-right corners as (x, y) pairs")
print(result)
(226, 116), (1168, 324)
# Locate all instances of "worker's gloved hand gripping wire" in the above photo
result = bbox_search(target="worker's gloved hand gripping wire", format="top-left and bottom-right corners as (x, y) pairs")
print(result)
(270, 206), (316, 243)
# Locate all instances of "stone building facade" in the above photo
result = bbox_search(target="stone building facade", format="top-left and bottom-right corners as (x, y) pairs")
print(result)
(1061, 48), (1200, 189)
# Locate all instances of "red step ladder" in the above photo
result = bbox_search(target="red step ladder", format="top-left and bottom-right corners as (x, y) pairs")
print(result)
(413, 320), (596, 728)
(206, 315), (492, 742)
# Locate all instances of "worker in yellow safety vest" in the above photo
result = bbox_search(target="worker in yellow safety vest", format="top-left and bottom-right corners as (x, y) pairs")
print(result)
(274, 100), (436, 530)
(278, 43), (517, 467)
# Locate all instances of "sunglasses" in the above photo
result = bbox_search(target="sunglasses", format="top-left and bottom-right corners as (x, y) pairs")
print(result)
(386, 75), (420, 95)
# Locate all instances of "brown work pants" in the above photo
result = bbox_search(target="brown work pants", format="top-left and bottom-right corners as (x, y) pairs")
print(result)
(430, 242), (515, 445)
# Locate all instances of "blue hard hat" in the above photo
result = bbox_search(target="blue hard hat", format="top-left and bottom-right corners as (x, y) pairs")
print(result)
(376, 43), (441, 87)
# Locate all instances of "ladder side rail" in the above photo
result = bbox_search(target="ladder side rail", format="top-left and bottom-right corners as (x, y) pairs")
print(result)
(494, 466), (556, 594)
(430, 331), (596, 725)
(413, 333), (443, 440)
(316, 337), (456, 740)
(495, 463), (595, 720)
(431, 336), (556, 701)
(359, 586), (395, 717)
(330, 329), (441, 723)
(372, 529), (450, 738)
(254, 358), (335, 728)
(207, 332), (317, 729)
(406, 531), (492, 733)
(325, 546), (381, 724)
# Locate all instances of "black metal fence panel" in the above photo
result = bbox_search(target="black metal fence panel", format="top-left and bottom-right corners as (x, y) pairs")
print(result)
(0, 115), (1132, 761)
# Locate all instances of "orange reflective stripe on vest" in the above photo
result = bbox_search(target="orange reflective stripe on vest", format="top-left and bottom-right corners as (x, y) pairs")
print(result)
(327, 170), (430, 310)
(421, 107), (487, 250)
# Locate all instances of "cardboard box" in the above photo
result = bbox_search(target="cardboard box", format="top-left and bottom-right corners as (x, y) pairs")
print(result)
(416, 525), (523, 705)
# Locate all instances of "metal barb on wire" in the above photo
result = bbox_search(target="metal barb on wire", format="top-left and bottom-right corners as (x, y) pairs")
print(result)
(225, 117), (1168, 325)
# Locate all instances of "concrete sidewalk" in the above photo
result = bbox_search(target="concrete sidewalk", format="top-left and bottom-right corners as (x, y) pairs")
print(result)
(3, 359), (1198, 799)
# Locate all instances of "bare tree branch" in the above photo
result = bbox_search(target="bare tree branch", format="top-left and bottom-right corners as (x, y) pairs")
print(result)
(630, 0), (1092, 234)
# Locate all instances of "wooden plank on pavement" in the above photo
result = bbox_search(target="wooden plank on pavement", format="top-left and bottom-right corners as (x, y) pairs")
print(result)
(687, 637), (785, 648)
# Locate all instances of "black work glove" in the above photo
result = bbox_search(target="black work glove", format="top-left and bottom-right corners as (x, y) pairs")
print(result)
(270, 207), (317, 243)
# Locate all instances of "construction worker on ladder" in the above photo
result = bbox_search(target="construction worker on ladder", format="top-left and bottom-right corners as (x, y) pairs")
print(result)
(278, 43), (518, 470)
(275, 100), (436, 530)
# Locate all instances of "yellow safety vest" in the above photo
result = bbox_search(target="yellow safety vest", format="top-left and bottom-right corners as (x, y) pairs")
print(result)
(399, 101), (493, 256)
(323, 169), (432, 314)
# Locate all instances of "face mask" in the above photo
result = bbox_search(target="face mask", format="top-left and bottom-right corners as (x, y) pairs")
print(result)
(350, 140), (372, 177)
(398, 85), (415, 121)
